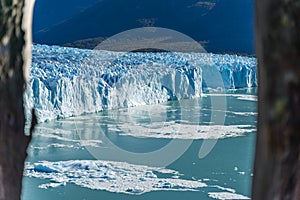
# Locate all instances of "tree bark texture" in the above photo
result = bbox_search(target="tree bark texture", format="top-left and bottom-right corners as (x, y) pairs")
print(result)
(0, 0), (35, 199)
(253, 0), (300, 199)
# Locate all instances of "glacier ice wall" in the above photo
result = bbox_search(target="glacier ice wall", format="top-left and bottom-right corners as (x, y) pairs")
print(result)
(25, 44), (257, 122)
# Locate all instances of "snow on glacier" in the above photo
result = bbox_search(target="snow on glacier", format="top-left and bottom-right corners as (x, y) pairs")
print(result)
(25, 44), (257, 122)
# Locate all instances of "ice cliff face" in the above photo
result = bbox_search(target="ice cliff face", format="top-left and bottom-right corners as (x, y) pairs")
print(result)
(24, 44), (256, 122)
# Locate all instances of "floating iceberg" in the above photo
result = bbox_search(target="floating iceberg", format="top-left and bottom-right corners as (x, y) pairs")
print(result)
(24, 159), (250, 198)
(24, 160), (206, 194)
(25, 44), (257, 122)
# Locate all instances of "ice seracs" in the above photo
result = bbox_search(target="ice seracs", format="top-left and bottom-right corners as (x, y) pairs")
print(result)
(25, 44), (257, 122)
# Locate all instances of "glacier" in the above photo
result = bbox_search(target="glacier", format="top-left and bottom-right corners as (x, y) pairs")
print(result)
(25, 44), (257, 122)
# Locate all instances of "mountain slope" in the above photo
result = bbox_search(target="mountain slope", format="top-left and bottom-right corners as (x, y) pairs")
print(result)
(33, 0), (254, 54)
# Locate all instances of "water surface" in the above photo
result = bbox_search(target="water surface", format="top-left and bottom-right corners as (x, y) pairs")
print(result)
(22, 88), (256, 200)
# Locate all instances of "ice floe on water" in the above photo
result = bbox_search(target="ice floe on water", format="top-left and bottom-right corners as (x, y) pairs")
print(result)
(202, 93), (257, 102)
(24, 160), (205, 194)
(208, 192), (250, 199)
(24, 159), (250, 199)
(117, 123), (255, 139)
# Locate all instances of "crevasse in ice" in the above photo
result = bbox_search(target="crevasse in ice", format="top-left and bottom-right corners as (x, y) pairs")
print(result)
(24, 44), (257, 122)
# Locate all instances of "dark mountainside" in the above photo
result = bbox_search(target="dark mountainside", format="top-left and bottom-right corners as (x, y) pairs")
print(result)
(33, 0), (100, 32)
(33, 0), (254, 54)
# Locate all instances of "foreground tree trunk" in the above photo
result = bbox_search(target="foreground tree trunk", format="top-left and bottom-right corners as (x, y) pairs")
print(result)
(0, 0), (35, 199)
(253, 0), (300, 199)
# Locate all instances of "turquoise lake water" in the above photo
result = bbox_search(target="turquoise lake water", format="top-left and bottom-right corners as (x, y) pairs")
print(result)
(22, 88), (256, 200)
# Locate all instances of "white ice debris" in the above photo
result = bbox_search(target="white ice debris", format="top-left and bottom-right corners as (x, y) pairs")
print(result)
(24, 160), (206, 195)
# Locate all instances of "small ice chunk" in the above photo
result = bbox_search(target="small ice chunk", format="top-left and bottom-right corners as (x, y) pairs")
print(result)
(34, 163), (59, 173)
(126, 186), (144, 194)
(38, 182), (64, 189)
(139, 177), (146, 182)
(145, 171), (157, 178)
(162, 182), (173, 188)
(208, 192), (250, 200)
